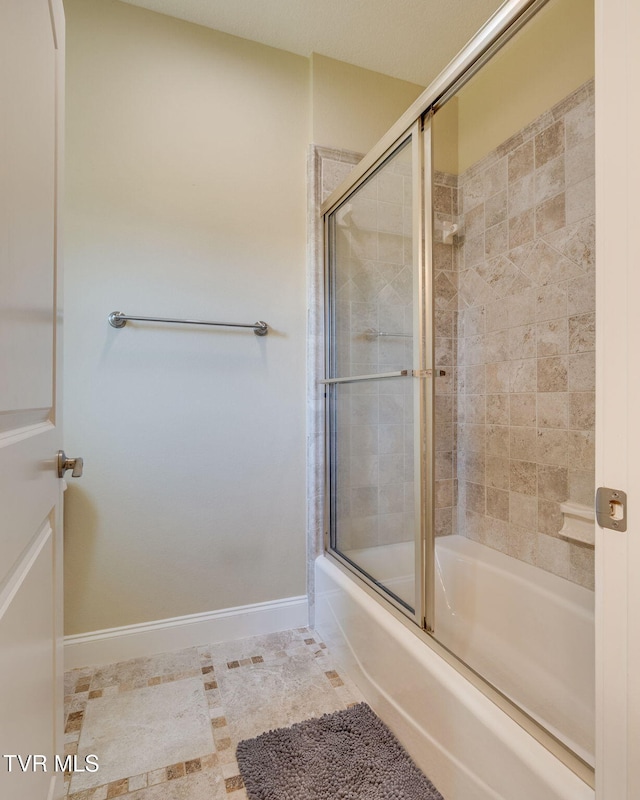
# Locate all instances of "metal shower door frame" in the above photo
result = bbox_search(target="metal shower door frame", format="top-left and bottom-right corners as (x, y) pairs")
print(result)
(321, 116), (435, 630)
(318, 0), (598, 787)
(320, 0), (555, 633)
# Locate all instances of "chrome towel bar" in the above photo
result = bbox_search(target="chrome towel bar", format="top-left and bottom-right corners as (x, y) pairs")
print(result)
(108, 311), (268, 336)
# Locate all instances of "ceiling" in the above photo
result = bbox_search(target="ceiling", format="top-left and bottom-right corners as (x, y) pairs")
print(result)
(119, 0), (506, 87)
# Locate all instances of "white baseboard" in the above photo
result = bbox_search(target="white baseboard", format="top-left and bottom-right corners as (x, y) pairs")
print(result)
(64, 595), (308, 670)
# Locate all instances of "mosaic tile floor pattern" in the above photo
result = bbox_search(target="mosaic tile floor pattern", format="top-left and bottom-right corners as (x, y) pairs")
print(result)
(63, 628), (364, 800)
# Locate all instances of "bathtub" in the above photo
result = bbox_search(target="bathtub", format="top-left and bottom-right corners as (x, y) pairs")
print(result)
(315, 534), (595, 800)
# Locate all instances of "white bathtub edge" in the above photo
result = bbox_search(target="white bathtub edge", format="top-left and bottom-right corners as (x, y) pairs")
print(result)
(315, 554), (594, 800)
(326, 593), (505, 800)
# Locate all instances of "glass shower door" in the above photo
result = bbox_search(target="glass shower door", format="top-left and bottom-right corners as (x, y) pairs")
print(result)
(428, 0), (596, 766)
(324, 122), (431, 619)
(321, 0), (594, 775)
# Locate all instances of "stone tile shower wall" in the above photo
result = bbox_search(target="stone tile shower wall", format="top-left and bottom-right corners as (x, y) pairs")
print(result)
(441, 80), (595, 589)
(432, 171), (459, 540)
(332, 154), (415, 551)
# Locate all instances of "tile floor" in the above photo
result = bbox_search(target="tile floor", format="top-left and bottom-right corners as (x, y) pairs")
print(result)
(63, 627), (363, 800)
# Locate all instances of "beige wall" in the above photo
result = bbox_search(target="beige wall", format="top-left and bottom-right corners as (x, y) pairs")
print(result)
(63, 0), (311, 633)
(63, 0), (420, 634)
(432, 97), (459, 175)
(311, 53), (423, 155)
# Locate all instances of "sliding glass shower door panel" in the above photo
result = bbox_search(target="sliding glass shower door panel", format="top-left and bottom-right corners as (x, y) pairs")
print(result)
(327, 375), (417, 609)
(429, 0), (595, 766)
(325, 126), (428, 617)
(328, 138), (414, 381)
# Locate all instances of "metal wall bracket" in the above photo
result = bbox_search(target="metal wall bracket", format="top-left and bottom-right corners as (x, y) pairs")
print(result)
(595, 487), (627, 532)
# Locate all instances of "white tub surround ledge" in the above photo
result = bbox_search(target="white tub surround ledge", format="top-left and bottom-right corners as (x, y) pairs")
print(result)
(559, 501), (596, 547)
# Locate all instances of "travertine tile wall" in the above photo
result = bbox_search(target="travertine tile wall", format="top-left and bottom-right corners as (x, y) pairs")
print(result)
(432, 172), (460, 540)
(312, 82), (595, 588)
(442, 80), (595, 589)
(331, 151), (415, 551)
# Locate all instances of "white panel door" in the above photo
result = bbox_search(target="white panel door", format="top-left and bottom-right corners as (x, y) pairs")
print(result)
(595, 0), (640, 798)
(0, 2), (65, 800)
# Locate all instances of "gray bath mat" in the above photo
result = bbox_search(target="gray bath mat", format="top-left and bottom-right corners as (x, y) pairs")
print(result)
(236, 702), (444, 799)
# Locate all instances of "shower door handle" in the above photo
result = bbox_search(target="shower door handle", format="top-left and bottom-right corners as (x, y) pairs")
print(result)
(319, 370), (410, 385)
(57, 450), (84, 478)
(319, 369), (446, 386)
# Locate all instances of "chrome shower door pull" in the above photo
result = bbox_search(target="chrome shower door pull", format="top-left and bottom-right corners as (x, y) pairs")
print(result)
(57, 450), (84, 478)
